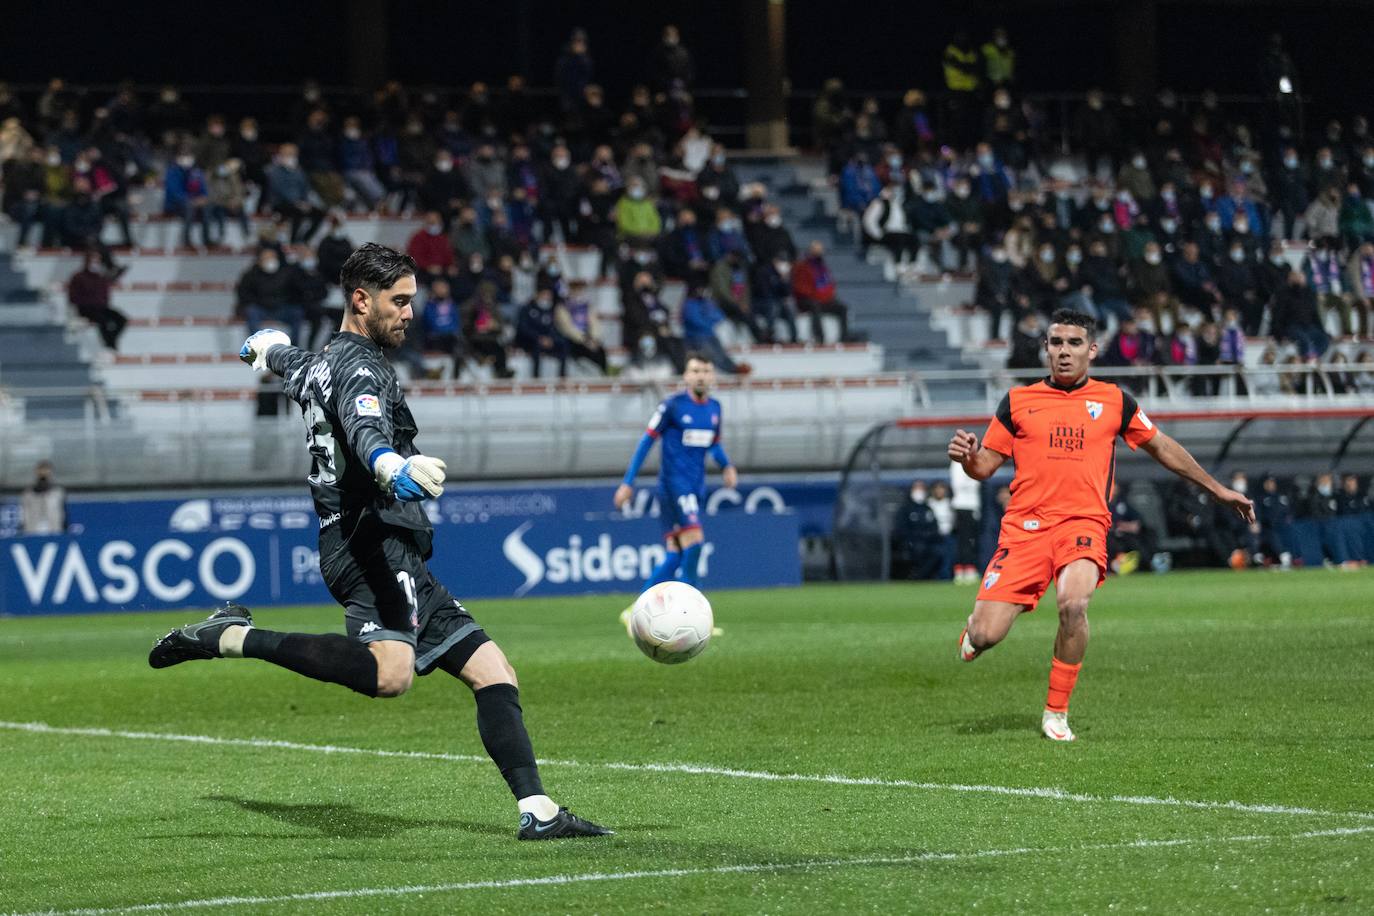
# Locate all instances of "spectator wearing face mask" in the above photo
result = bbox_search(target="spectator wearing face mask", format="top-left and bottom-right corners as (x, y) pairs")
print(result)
(515, 288), (567, 379)
(1194, 209), (1229, 266)
(461, 280), (513, 379)
(944, 179), (983, 270)
(1303, 186), (1342, 243)
(236, 247), (302, 341)
(894, 480), (942, 580)
(1171, 241), (1224, 320)
(20, 461), (67, 536)
(707, 207), (751, 263)
(330, 116), (382, 212)
(613, 177), (662, 245)
(1309, 147), (1345, 199)
(407, 211), (457, 288)
(554, 280), (609, 376)
(1304, 239), (1357, 336)
(1216, 244), (1261, 326)
(1304, 473), (1351, 567)
(163, 150), (211, 247)
(1339, 183), (1374, 248)
(839, 153), (881, 234)
(680, 287), (743, 374)
(417, 150), (470, 224)
(206, 158), (249, 246)
(1253, 474), (1294, 569)
(267, 143), (324, 243)
(1272, 270), (1330, 360)
(1335, 474), (1372, 565)
(976, 244), (1019, 340)
(792, 241), (853, 343)
(1127, 241), (1178, 331)
(1117, 151), (1156, 203)
(298, 108), (345, 209)
(660, 207), (710, 285)
(1269, 146), (1309, 240)
(67, 251), (129, 350)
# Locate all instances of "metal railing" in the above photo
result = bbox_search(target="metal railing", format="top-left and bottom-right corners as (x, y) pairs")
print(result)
(0, 364), (1369, 489)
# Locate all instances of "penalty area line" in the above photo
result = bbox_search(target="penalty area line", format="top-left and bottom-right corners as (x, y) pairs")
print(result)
(7, 825), (1374, 916)
(4, 719), (1373, 824)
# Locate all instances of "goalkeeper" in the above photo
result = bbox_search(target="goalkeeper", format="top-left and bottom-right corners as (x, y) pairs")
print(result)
(149, 243), (609, 841)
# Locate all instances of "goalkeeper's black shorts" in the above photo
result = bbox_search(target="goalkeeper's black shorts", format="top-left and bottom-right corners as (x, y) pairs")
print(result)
(319, 512), (488, 675)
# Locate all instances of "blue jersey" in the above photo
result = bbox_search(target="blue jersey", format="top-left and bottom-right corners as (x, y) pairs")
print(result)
(646, 392), (723, 497)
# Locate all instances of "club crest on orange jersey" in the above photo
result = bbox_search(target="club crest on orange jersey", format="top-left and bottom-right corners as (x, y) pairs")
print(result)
(1085, 400), (1103, 420)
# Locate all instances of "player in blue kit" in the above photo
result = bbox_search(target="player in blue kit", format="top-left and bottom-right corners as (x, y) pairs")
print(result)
(615, 352), (737, 626)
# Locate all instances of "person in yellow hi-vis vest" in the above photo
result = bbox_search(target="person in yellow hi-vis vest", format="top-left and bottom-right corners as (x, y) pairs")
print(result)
(943, 32), (981, 146)
(982, 27), (1016, 89)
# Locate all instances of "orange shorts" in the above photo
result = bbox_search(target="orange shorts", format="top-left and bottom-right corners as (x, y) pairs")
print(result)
(977, 517), (1108, 608)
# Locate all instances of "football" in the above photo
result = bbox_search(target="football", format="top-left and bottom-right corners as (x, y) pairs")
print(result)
(628, 581), (714, 664)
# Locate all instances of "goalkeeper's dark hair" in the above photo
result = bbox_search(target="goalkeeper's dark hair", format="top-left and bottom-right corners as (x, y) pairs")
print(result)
(684, 349), (714, 368)
(339, 243), (417, 303)
(1048, 308), (1098, 340)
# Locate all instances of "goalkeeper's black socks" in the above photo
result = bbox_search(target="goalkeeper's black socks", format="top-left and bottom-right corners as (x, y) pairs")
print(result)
(241, 630), (379, 697)
(474, 683), (545, 800)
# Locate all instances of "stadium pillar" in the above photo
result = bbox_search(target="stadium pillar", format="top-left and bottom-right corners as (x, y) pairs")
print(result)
(347, 0), (389, 90)
(1113, 0), (1158, 98)
(744, 0), (790, 152)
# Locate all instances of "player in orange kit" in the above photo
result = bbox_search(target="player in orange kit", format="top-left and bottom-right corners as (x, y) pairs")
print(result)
(947, 309), (1254, 741)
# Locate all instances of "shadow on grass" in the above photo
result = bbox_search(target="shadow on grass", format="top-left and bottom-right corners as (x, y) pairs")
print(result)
(199, 795), (509, 838)
(950, 713), (1034, 735)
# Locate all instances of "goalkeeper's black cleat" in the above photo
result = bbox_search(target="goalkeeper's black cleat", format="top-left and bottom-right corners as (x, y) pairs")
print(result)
(517, 808), (614, 841)
(148, 603), (253, 669)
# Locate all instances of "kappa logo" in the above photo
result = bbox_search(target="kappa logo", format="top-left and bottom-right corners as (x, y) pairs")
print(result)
(1085, 400), (1103, 420)
(359, 621), (380, 635)
(354, 367), (374, 378)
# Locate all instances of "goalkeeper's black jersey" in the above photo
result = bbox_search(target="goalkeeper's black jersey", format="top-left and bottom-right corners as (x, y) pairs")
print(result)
(267, 332), (432, 547)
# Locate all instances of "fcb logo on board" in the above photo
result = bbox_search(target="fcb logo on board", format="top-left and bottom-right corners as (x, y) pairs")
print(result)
(1085, 400), (1103, 420)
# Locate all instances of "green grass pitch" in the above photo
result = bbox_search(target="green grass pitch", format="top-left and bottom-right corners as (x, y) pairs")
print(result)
(2, 570), (1372, 914)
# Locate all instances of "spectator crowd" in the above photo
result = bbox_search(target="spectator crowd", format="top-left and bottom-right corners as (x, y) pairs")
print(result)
(3, 25), (865, 375)
(819, 27), (1374, 388)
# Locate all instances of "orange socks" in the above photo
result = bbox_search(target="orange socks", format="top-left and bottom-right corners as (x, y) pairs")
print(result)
(1045, 657), (1082, 713)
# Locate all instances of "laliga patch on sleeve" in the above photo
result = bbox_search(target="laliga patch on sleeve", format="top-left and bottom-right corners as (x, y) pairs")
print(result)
(355, 394), (382, 417)
(1136, 408), (1153, 429)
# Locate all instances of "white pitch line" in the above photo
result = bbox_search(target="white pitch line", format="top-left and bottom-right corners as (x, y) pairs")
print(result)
(5, 720), (1373, 823)
(6, 825), (1373, 916)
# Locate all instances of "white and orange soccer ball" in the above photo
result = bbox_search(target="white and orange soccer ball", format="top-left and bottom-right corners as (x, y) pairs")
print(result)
(628, 581), (714, 664)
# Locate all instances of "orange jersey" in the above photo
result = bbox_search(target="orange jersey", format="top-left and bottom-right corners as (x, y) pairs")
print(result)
(982, 377), (1158, 531)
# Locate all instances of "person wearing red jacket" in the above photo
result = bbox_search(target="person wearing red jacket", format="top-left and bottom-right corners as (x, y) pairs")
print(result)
(791, 240), (853, 342)
(405, 211), (456, 288)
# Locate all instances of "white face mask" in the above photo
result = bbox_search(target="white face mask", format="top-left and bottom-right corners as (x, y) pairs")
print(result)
(553, 156), (570, 169)
(1318, 158), (1333, 169)
(1161, 219), (1177, 233)
(1132, 156), (1147, 170)
(1234, 220), (1250, 234)
(280, 157), (297, 169)
(910, 488), (927, 503)
(990, 250), (1007, 263)
(1231, 479), (1247, 494)
(765, 214), (782, 228)
(177, 156), (194, 169)
(1067, 250), (1082, 265)
(629, 187), (646, 200)
(954, 186), (970, 199)
(1317, 482), (1333, 496)
(344, 128), (361, 140)
(978, 153), (994, 167)
(435, 159), (452, 172)
(260, 260), (279, 274)
(1039, 250), (1056, 264)
(1099, 220), (1115, 233)
(426, 224), (443, 235)
(702, 186), (720, 200)
(1145, 251), (1162, 265)
(1230, 249), (1246, 263)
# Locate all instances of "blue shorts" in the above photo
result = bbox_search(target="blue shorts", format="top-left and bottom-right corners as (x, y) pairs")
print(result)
(658, 488), (704, 540)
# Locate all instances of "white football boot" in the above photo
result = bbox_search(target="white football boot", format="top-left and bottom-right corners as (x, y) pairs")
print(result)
(1041, 709), (1075, 742)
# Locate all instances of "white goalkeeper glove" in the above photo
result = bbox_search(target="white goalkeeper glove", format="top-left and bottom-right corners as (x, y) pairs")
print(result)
(372, 450), (447, 502)
(239, 329), (292, 371)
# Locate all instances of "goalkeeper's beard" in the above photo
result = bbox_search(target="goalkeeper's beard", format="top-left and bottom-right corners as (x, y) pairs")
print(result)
(366, 311), (408, 349)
